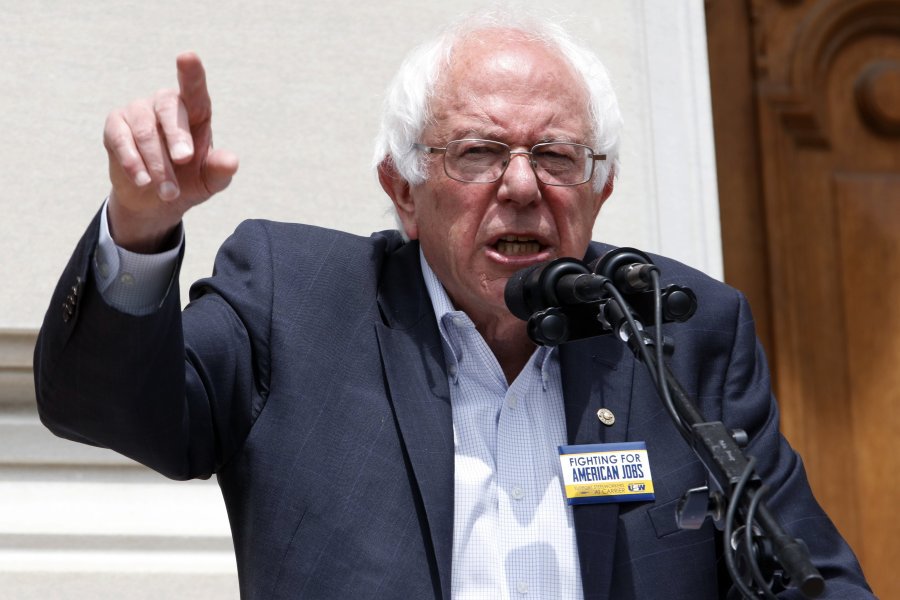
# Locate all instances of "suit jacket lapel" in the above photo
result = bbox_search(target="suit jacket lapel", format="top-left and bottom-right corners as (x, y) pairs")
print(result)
(373, 239), (638, 599)
(375, 241), (454, 600)
(560, 335), (636, 600)
(560, 243), (638, 600)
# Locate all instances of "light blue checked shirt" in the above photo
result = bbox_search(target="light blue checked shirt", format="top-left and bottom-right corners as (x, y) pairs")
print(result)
(420, 251), (584, 600)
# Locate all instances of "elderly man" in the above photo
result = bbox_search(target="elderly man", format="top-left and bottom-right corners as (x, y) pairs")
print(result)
(35, 11), (872, 600)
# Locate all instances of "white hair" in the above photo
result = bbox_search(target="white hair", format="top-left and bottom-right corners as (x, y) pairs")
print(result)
(372, 8), (623, 194)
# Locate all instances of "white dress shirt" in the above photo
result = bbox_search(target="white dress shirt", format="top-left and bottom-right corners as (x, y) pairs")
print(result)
(93, 200), (182, 314)
(420, 253), (584, 600)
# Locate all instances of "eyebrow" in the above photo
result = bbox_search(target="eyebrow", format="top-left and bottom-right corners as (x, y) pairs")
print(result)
(445, 129), (586, 145)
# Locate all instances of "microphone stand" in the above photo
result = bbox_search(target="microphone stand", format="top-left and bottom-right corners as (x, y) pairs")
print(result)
(602, 276), (824, 599)
(525, 271), (825, 598)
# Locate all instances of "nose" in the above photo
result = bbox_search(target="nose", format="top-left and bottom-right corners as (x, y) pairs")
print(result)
(498, 151), (541, 206)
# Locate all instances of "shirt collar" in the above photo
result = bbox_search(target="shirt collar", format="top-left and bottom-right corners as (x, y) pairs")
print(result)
(420, 248), (457, 325)
(419, 248), (555, 387)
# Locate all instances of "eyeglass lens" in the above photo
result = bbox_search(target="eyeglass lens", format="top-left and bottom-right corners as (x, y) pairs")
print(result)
(444, 139), (592, 185)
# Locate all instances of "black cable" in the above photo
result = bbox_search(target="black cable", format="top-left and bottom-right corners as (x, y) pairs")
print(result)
(745, 484), (778, 599)
(725, 455), (762, 599)
(600, 277), (691, 440)
(599, 280), (654, 367)
(650, 270), (686, 440)
(600, 272), (821, 597)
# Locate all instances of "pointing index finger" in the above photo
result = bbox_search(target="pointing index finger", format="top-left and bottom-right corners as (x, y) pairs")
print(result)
(176, 52), (212, 125)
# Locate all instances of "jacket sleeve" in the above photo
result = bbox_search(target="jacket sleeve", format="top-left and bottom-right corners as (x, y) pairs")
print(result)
(34, 214), (274, 481)
(716, 291), (874, 599)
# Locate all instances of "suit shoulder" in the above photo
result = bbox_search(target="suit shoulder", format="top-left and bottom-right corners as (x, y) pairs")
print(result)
(586, 242), (747, 328)
(210, 221), (411, 298)
(227, 220), (406, 256)
(587, 241), (740, 300)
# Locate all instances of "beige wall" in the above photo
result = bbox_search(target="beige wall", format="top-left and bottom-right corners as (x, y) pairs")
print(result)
(1, 0), (719, 330)
(0, 1), (718, 597)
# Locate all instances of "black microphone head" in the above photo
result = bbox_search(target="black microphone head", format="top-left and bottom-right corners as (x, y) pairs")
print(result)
(505, 258), (591, 321)
(504, 262), (545, 321)
(588, 247), (654, 281)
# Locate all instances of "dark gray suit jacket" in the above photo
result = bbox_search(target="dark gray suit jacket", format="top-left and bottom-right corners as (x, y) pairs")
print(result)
(34, 215), (873, 599)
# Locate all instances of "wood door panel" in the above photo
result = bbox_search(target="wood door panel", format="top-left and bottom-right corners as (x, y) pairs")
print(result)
(707, 1), (900, 596)
(834, 175), (900, 590)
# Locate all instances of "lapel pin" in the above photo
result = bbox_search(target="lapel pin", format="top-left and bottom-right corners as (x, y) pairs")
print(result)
(596, 408), (615, 426)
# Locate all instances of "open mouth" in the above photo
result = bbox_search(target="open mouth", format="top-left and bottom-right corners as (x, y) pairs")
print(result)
(494, 235), (545, 256)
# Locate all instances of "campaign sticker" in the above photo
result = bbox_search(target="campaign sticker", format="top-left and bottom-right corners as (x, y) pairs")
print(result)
(558, 442), (655, 505)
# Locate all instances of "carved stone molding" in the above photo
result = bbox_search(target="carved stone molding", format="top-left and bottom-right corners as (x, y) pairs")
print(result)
(0, 329), (37, 406)
(0, 332), (237, 599)
(0, 329), (143, 469)
(753, 0), (900, 147)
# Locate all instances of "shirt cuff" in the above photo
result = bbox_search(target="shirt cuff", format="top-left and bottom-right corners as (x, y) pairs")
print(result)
(93, 199), (183, 315)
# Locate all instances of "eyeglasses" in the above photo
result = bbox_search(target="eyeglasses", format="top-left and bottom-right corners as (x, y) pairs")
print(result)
(414, 139), (606, 186)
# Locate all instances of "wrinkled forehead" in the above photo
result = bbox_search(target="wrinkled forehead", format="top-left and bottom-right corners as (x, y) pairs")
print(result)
(429, 29), (592, 137)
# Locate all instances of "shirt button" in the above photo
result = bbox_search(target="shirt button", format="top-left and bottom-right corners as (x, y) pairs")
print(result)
(448, 364), (458, 376)
(517, 581), (529, 594)
(120, 273), (135, 286)
(507, 395), (518, 408)
(97, 262), (110, 278)
(511, 486), (524, 500)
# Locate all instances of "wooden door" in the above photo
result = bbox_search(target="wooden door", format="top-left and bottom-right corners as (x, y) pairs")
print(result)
(706, 1), (900, 597)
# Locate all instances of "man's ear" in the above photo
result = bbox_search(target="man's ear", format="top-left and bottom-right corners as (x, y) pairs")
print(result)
(592, 166), (616, 216)
(378, 158), (418, 240)
(600, 164), (616, 201)
(600, 175), (614, 203)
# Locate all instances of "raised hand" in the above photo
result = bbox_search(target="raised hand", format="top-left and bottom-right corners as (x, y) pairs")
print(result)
(103, 53), (239, 252)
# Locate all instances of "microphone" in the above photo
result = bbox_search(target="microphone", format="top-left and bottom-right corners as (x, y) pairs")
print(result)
(590, 247), (698, 324)
(504, 257), (612, 346)
(504, 257), (607, 320)
(504, 248), (699, 346)
(588, 247), (656, 293)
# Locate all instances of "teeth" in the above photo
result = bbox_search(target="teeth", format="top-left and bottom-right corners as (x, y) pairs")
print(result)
(496, 239), (541, 255)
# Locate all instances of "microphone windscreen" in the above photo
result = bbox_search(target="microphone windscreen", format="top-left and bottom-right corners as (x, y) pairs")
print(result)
(589, 247), (653, 281)
(504, 263), (544, 321)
